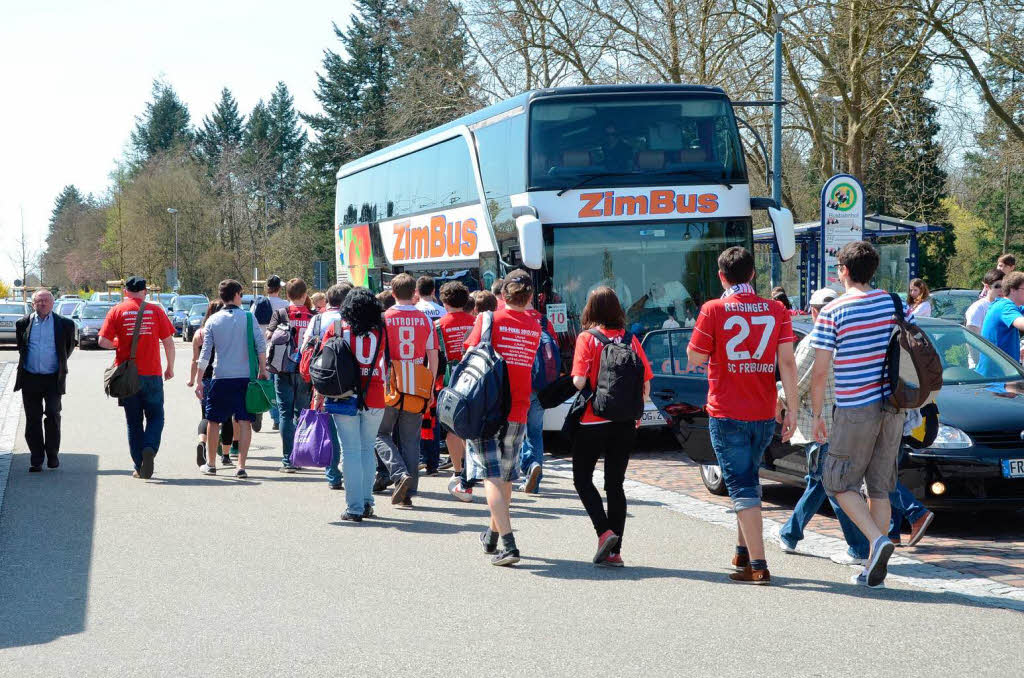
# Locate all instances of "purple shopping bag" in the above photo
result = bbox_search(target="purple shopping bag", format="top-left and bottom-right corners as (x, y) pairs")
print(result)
(290, 409), (334, 468)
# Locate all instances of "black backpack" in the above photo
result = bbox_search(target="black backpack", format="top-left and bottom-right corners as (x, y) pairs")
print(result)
(252, 295), (274, 325)
(436, 312), (511, 440)
(587, 329), (645, 422)
(310, 320), (361, 399)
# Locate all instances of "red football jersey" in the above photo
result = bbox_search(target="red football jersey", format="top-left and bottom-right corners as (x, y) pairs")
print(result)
(322, 322), (387, 409)
(436, 311), (476, 362)
(688, 284), (795, 421)
(384, 304), (436, 363)
(464, 308), (541, 423)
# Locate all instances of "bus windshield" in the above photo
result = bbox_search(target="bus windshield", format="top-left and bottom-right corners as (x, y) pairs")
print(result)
(529, 95), (745, 191)
(547, 220), (750, 337)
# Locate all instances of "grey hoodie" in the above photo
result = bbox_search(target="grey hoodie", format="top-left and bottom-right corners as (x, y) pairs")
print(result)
(198, 306), (267, 379)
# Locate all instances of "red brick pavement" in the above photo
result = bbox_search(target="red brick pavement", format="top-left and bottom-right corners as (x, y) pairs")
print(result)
(622, 450), (1024, 589)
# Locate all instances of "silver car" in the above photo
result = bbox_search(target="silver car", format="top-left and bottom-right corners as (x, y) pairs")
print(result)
(0, 301), (30, 344)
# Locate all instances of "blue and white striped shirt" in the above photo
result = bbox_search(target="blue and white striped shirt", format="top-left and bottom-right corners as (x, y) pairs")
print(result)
(808, 288), (913, 408)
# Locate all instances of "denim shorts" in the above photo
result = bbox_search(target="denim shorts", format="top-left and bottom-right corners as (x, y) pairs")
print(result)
(708, 417), (776, 511)
(205, 377), (254, 424)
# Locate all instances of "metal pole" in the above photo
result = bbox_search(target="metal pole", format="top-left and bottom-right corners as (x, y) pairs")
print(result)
(174, 211), (179, 289)
(770, 12), (784, 287)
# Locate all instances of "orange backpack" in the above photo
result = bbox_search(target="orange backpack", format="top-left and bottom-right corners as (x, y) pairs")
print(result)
(385, 358), (434, 414)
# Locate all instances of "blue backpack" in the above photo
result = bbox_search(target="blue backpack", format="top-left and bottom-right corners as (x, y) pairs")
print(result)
(436, 312), (511, 440)
(531, 316), (560, 392)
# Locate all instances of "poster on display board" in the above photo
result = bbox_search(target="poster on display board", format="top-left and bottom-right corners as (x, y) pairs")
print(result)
(820, 174), (865, 292)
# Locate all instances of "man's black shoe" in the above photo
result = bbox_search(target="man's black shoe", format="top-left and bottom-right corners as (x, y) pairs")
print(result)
(29, 466), (42, 473)
(329, 482), (343, 490)
(373, 476), (390, 493)
(140, 447), (156, 479)
(47, 459), (60, 469)
(480, 530), (498, 554)
(491, 548), (521, 567)
(341, 512), (363, 522)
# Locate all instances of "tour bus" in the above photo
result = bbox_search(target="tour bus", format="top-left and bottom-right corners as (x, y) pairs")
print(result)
(334, 84), (795, 430)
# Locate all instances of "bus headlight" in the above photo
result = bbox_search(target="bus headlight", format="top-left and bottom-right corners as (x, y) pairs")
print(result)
(931, 425), (972, 449)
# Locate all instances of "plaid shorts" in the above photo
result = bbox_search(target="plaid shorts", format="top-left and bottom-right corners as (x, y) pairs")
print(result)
(466, 422), (526, 482)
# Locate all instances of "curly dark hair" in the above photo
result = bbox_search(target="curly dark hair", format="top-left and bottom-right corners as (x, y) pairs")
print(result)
(341, 287), (384, 336)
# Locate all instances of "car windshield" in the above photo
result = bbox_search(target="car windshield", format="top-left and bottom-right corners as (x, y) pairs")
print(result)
(931, 292), (978, 322)
(548, 220), (750, 337)
(172, 296), (206, 311)
(189, 303), (207, 316)
(155, 293), (175, 306)
(57, 302), (81, 315)
(924, 324), (1024, 384)
(529, 95), (745, 190)
(0, 303), (27, 314)
(81, 305), (113, 319)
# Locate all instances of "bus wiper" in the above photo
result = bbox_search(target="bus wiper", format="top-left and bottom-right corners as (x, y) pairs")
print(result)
(556, 169), (732, 197)
(556, 172), (638, 196)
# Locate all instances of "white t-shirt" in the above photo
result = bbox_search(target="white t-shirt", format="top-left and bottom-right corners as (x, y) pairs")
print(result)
(965, 297), (991, 329)
(415, 299), (446, 321)
(269, 296), (289, 312)
(910, 300), (932, 318)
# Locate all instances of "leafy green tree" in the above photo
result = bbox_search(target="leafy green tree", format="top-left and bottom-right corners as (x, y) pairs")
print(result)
(196, 87), (245, 170)
(131, 79), (193, 161)
(266, 82), (306, 209)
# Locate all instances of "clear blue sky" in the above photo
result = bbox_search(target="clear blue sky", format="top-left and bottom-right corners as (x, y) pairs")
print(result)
(0, 0), (355, 283)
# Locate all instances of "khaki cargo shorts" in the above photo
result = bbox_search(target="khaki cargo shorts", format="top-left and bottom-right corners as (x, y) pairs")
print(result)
(822, 401), (903, 499)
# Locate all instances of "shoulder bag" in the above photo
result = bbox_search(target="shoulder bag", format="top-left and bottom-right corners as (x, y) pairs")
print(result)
(244, 311), (276, 414)
(104, 300), (148, 399)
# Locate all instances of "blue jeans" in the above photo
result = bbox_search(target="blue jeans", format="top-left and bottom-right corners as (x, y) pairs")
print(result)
(275, 372), (311, 465)
(517, 394), (545, 490)
(334, 408), (386, 515)
(325, 416), (343, 486)
(120, 375), (165, 471)
(708, 417), (775, 512)
(889, 482), (928, 540)
(779, 443), (871, 560)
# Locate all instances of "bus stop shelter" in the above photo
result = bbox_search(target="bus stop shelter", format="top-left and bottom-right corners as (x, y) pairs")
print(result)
(754, 214), (945, 309)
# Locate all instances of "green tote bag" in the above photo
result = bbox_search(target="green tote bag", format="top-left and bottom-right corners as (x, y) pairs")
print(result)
(245, 311), (276, 414)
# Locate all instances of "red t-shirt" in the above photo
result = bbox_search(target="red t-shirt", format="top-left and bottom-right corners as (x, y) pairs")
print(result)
(688, 285), (795, 421)
(99, 298), (175, 377)
(287, 305), (315, 346)
(571, 328), (654, 425)
(436, 311), (476, 362)
(384, 304), (436, 363)
(322, 322), (387, 409)
(464, 308), (542, 423)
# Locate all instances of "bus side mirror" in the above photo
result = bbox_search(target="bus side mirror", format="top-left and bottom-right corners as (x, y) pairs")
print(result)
(768, 206), (796, 262)
(515, 214), (544, 270)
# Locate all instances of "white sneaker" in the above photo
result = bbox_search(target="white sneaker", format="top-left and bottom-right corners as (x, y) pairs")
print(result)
(777, 534), (797, 554)
(448, 476), (474, 503)
(831, 552), (866, 566)
(850, 570), (885, 588)
(199, 464), (216, 476)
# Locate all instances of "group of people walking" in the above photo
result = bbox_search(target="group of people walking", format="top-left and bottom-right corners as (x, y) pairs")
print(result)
(15, 242), (1015, 583)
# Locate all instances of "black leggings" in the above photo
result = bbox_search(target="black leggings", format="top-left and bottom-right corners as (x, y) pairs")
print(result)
(571, 422), (635, 552)
(198, 418), (234, 447)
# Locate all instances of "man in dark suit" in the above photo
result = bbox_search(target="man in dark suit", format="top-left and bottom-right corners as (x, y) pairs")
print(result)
(14, 289), (76, 472)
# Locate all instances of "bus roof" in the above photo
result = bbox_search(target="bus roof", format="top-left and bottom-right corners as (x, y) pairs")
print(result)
(336, 84), (728, 179)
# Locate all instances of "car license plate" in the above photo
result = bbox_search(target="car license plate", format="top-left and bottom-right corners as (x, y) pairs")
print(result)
(1001, 458), (1024, 478)
(639, 409), (666, 427)
(0, 321), (13, 328)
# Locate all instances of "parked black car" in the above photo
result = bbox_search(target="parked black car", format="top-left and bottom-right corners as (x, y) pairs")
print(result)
(645, 317), (1024, 511)
(182, 303), (208, 342)
(71, 302), (116, 349)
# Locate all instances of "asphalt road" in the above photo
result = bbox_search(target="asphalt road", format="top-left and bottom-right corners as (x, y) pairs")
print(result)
(0, 342), (1021, 677)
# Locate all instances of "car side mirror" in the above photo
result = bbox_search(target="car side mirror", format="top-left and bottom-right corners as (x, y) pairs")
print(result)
(515, 214), (544, 270)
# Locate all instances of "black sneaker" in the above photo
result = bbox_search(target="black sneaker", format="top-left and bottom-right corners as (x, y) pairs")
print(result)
(252, 415), (262, 433)
(196, 442), (206, 467)
(29, 465), (42, 473)
(438, 458), (453, 471)
(363, 503), (375, 518)
(341, 512), (363, 522)
(491, 548), (521, 567)
(47, 458), (60, 469)
(373, 476), (391, 493)
(221, 454), (234, 467)
(480, 531), (498, 555)
(329, 482), (343, 490)
(391, 474), (412, 505)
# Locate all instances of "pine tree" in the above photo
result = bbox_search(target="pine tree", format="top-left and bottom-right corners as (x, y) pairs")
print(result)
(131, 79), (193, 161)
(196, 87), (245, 170)
(266, 82), (306, 209)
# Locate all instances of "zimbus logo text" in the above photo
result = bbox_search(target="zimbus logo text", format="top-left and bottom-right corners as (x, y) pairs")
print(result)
(578, 190), (719, 218)
(393, 215), (478, 261)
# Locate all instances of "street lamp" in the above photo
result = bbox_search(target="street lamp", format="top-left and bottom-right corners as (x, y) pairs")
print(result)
(166, 207), (179, 291)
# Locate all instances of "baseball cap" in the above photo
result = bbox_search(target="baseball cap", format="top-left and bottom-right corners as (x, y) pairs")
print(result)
(125, 276), (147, 292)
(809, 288), (838, 306)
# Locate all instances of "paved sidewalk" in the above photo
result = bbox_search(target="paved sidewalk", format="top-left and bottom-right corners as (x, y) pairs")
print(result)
(1, 347), (1022, 677)
(626, 450), (1024, 590)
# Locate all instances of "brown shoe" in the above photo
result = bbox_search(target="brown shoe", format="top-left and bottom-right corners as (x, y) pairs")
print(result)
(731, 552), (750, 571)
(906, 511), (934, 547)
(132, 470), (141, 478)
(729, 566), (771, 585)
